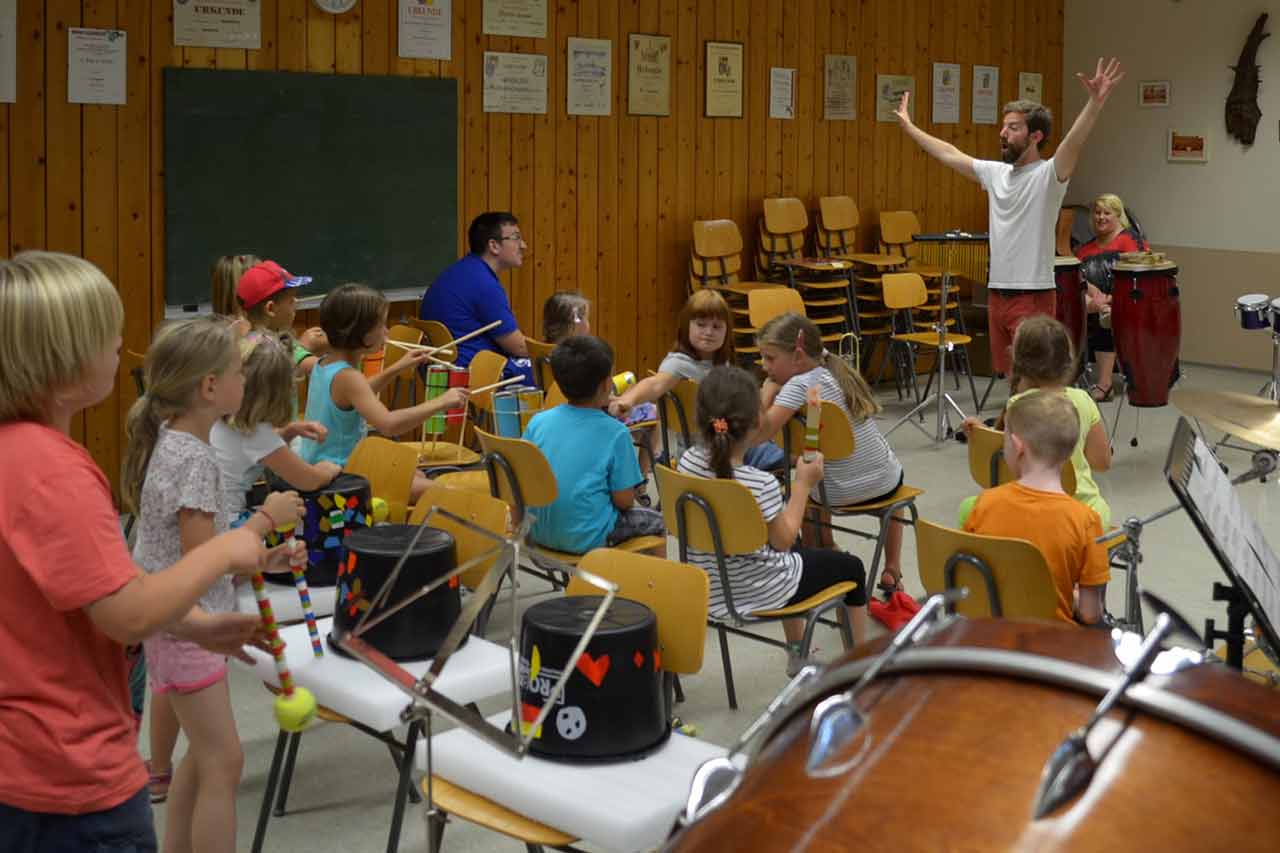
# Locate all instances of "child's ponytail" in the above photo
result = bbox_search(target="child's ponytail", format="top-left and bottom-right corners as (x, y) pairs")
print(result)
(823, 350), (881, 421)
(695, 366), (762, 478)
(759, 311), (880, 421)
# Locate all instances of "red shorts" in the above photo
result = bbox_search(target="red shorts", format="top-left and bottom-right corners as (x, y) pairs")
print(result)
(987, 289), (1057, 375)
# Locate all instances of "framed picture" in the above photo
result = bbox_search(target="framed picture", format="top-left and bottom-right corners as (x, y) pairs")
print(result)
(1167, 129), (1208, 163)
(1140, 80), (1171, 108)
(705, 41), (743, 118)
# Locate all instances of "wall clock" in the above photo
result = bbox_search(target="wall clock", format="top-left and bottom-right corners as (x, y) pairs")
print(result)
(313, 0), (359, 14)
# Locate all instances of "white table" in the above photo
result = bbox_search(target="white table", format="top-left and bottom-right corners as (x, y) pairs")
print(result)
(235, 579), (336, 622)
(234, 618), (511, 853)
(418, 710), (727, 852)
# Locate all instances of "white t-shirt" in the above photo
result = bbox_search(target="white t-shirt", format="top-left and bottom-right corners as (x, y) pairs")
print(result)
(210, 420), (284, 525)
(971, 157), (1069, 291)
(657, 350), (713, 382)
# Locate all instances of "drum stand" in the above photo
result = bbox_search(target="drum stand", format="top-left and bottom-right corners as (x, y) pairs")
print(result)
(888, 238), (979, 442)
(1215, 328), (1280, 454)
(1205, 583), (1252, 670)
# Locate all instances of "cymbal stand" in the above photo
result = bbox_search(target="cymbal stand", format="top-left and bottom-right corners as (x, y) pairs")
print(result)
(887, 237), (978, 441)
(1216, 326), (1280, 454)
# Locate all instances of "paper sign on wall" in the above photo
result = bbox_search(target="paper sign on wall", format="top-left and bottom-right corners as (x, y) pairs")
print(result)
(567, 37), (611, 116)
(1018, 71), (1042, 103)
(173, 0), (261, 49)
(0, 0), (15, 104)
(770, 68), (795, 119)
(932, 62), (960, 124)
(483, 51), (548, 115)
(875, 74), (914, 122)
(68, 28), (126, 106)
(823, 54), (856, 120)
(483, 0), (546, 39)
(972, 64), (999, 124)
(399, 0), (452, 60)
(628, 33), (670, 116)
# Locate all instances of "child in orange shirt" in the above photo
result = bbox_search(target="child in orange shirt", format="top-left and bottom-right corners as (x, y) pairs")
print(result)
(962, 390), (1109, 625)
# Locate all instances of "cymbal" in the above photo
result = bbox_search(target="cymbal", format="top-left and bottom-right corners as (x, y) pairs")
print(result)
(1171, 389), (1280, 450)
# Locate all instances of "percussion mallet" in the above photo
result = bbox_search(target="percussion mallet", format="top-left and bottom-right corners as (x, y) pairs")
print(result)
(288, 537), (324, 658)
(470, 375), (526, 396)
(441, 319), (503, 350)
(250, 573), (317, 732)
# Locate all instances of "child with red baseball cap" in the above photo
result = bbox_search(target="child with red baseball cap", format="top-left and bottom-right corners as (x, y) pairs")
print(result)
(236, 260), (327, 375)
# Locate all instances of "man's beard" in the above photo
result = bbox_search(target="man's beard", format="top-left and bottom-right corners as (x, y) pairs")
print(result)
(1000, 139), (1026, 164)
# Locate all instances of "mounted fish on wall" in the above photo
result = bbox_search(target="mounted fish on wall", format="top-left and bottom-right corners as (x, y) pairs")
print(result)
(1225, 13), (1271, 146)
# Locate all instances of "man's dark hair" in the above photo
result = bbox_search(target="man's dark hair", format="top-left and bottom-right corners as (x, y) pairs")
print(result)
(1002, 100), (1053, 149)
(468, 212), (520, 255)
(549, 335), (613, 403)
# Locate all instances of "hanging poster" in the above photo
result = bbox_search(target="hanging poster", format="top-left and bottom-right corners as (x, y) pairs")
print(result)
(567, 37), (611, 116)
(173, 0), (261, 49)
(1018, 71), (1043, 103)
(931, 62), (960, 124)
(483, 51), (548, 114)
(0, 0), (15, 104)
(705, 41), (743, 118)
(823, 54), (856, 120)
(483, 0), (547, 39)
(68, 28), (126, 105)
(628, 33), (670, 116)
(399, 0), (451, 60)
(875, 74), (914, 122)
(972, 64), (999, 124)
(770, 67), (795, 119)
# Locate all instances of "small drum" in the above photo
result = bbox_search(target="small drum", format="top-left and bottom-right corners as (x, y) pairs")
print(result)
(329, 524), (463, 661)
(1053, 256), (1087, 356)
(1111, 260), (1180, 407)
(424, 365), (469, 436)
(1237, 294), (1271, 330)
(1270, 298), (1280, 335)
(669, 619), (1280, 851)
(494, 386), (544, 437)
(265, 472), (372, 587)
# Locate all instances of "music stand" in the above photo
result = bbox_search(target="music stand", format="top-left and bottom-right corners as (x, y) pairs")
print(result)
(887, 230), (985, 442)
(1166, 417), (1280, 669)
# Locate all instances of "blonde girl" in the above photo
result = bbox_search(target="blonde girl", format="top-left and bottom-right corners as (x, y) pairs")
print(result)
(210, 253), (259, 320)
(677, 366), (867, 675)
(755, 312), (908, 595)
(0, 252), (296, 849)
(123, 316), (303, 853)
(541, 291), (591, 343)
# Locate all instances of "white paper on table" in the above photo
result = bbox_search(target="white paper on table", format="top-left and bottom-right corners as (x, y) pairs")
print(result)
(931, 62), (960, 124)
(483, 0), (547, 39)
(567, 37), (611, 116)
(972, 64), (999, 125)
(483, 51), (548, 115)
(399, 0), (451, 60)
(0, 0), (15, 104)
(68, 28), (126, 106)
(173, 0), (261, 50)
(823, 54), (856, 120)
(770, 67), (795, 120)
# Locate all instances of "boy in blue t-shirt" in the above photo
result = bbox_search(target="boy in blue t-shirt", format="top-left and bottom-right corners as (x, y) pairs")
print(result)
(523, 336), (666, 554)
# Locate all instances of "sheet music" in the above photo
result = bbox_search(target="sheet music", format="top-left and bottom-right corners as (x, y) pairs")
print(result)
(1184, 434), (1280, 631)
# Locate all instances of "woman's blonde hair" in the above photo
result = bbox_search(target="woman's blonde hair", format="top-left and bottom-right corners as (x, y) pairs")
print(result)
(0, 251), (124, 424)
(211, 253), (260, 317)
(121, 316), (240, 513)
(757, 312), (880, 421)
(229, 332), (295, 432)
(1093, 194), (1132, 232)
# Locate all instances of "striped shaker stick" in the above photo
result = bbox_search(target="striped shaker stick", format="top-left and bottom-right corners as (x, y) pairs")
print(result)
(251, 573), (297, 697)
(804, 385), (821, 462)
(289, 537), (323, 658)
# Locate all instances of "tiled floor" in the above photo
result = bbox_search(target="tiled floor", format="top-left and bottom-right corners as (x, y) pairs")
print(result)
(144, 362), (1280, 852)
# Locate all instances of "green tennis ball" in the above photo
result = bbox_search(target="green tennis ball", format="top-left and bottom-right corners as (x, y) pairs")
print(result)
(371, 497), (389, 524)
(274, 687), (317, 732)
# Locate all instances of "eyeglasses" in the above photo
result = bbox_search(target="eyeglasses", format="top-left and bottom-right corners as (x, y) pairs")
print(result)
(497, 233), (524, 243)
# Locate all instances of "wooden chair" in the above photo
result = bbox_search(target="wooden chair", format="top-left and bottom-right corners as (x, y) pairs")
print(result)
(656, 379), (700, 466)
(383, 324), (424, 409)
(881, 272), (979, 411)
(747, 286), (805, 331)
(690, 219), (786, 364)
(757, 197), (856, 338)
(406, 318), (456, 354)
(421, 548), (709, 852)
(525, 337), (556, 390)
(474, 428), (667, 587)
(878, 210), (944, 279)
(345, 436), (420, 524)
(655, 464), (855, 709)
(815, 196), (898, 370)
(780, 400), (925, 608)
(967, 423), (1077, 494)
(915, 519), (1061, 620)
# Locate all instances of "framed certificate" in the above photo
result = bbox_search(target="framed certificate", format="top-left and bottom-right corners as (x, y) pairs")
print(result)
(705, 41), (743, 118)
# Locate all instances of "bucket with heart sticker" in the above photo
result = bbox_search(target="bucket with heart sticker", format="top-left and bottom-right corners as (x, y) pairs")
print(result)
(515, 595), (670, 762)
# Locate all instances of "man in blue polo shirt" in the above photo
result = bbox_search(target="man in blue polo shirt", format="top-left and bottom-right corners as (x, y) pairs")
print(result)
(420, 211), (534, 383)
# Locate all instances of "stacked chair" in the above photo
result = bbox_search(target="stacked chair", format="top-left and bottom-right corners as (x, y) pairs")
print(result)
(755, 197), (856, 346)
(689, 218), (786, 367)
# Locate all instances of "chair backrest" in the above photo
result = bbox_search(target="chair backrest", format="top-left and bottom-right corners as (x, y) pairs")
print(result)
(692, 219), (745, 259)
(654, 464), (767, 557)
(346, 436), (420, 523)
(966, 424), (1077, 494)
(409, 483), (511, 589)
(915, 519), (1061, 620)
(467, 350), (509, 411)
(818, 195), (859, 232)
(879, 210), (923, 247)
(657, 380), (700, 456)
(748, 287), (805, 329)
(542, 380), (567, 409)
(525, 337), (556, 390)
(783, 399), (857, 460)
(762, 197), (809, 236)
(475, 427), (558, 519)
(882, 272), (928, 310)
(124, 349), (147, 396)
(569, 549), (709, 675)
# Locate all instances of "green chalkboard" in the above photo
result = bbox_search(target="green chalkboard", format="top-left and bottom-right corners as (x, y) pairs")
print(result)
(164, 68), (457, 308)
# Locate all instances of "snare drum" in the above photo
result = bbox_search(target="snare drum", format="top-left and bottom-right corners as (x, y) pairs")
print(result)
(1111, 260), (1180, 407)
(1053, 256), (1087, 356)
(1237, 294), (1271, 330)
(669, 619), (1280, 851)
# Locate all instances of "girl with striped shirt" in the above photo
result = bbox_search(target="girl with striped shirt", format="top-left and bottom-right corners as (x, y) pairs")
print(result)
(677, 366), (867, 675)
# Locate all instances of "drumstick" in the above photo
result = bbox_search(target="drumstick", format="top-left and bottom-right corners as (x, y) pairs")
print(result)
(288, 537), (324, 658)
(388, 339), (456, 356)
(470, 375), (525, 396)
(250, 573), (317, 732)
(442, 319), (503, 349)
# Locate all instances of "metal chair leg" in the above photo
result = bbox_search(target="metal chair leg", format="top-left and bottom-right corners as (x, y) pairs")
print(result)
(717, 624), (737, 710)
(252, 730), (289, 853)
(272, 731), (302, 817)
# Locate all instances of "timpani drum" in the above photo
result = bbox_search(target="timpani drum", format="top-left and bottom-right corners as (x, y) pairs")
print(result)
(1110, 260), (1180, 407)
(1237, 294), (1272, 331)
(1053, 256), (1087, 356)
(668, 619), (1280, 852)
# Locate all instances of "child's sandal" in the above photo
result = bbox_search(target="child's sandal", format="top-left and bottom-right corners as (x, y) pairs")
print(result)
(146, 760), (171, 804)
(877, 570), (904, 599)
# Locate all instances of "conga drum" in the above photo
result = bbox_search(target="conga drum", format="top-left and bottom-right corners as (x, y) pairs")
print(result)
(668, 619), (1280, 851)
(1053, 256), (1087, 356)
(265, 472), (373, 587)
(1110, 260), (1180, 406)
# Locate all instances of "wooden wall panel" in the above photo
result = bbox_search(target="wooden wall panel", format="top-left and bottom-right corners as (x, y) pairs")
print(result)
(6, 0), (1063, 498)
